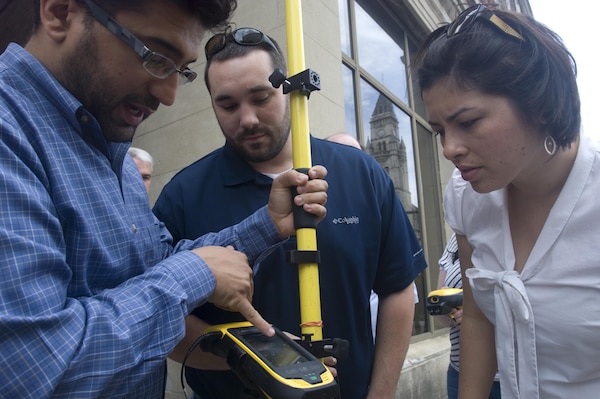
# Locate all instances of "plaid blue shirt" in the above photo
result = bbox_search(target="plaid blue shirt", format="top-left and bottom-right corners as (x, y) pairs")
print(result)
(0, 44), (280, 398)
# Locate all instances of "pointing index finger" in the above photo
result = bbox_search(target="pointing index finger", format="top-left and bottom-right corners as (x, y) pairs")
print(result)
(238, 299), (275, 336)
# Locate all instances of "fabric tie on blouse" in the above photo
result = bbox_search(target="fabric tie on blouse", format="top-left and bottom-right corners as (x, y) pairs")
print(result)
(466, 268), (539, 399)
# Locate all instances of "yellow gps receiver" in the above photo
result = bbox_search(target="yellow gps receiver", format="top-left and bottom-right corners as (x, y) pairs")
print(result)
(194, 322), (339, 399)
(426, 288), (463, 316)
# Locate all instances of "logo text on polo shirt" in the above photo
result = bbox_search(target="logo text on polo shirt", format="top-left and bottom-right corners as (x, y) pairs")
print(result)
(332, 216), (360, 225)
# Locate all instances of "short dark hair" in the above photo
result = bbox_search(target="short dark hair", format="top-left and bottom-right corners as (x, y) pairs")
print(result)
(33, 0), (237, 31)
(0, 0), (34, 51)
(413, 8), (580, 148)
(204, 29), (286, 93)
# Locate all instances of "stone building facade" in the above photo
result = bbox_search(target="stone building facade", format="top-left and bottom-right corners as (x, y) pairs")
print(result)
(134, 1), (532, 397)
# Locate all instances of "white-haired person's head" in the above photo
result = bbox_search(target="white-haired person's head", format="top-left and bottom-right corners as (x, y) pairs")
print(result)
(325, 133), (363, 150)
(128, 147), (154, 194)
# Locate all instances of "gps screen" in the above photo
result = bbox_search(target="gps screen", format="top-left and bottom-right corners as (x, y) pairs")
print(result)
(241, 332), (311, 367)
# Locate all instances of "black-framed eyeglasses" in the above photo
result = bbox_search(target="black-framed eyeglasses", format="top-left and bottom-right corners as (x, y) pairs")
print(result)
(447, 4), (524, 41)
(82, 0), (197, 85)
(204, 27), (279, 61)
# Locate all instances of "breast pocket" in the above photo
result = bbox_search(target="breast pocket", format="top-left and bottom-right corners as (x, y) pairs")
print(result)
(135, 218), (167, 267)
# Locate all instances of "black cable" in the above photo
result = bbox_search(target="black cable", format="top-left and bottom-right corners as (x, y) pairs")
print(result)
(179, 334), (206, 399)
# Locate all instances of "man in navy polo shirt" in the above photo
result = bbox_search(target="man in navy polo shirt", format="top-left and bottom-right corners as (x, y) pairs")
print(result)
(153, 28), (427, 399)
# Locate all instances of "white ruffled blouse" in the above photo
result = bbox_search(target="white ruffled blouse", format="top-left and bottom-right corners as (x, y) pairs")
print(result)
(444, 135), (600, 399)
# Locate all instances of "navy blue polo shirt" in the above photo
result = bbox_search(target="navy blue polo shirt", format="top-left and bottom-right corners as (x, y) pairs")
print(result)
(153, 136), (427, 399)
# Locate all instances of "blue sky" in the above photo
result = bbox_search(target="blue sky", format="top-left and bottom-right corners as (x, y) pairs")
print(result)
(528, 0), (598, 140)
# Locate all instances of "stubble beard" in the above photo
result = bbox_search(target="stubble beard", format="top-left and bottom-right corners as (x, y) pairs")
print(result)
(228, 107), (291, 163)
(59, 28), (139, 142)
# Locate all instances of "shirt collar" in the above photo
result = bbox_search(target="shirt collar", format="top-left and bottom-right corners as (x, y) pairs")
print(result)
(218, 135), (318, 187)
(2, 44), (83, 131)
(2, 44), (130, 178)
(220, 142), (275, 186)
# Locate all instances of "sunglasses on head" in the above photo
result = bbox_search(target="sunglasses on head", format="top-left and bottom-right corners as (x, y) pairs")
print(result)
(204, 27), (279, 61)
(447, 4), (524, 41)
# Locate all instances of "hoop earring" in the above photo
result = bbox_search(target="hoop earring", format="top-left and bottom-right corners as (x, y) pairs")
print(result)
(544, 136), (557, 155)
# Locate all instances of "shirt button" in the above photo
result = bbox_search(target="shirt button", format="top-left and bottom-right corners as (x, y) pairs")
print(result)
(132, 224), (138, 233)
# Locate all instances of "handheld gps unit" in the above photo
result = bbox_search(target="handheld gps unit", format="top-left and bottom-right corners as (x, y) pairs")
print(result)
(426, 287), (463, 316)
(198, 322), (339, 399)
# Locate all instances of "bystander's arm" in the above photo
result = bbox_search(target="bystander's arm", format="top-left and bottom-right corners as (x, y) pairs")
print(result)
(367, 284), (415, 399)
(168, 315), (229, 370)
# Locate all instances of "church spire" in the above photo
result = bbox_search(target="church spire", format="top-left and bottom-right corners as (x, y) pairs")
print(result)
(370, 93), (397, 122)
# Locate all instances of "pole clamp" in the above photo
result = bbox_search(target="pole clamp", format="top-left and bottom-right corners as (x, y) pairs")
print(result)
(269, 68), (321, 98)
(287, 249), (321, 265)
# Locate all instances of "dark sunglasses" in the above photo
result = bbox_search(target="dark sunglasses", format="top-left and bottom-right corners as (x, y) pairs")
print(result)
(447, 4), (524, 41)
(204, 27), (279, 61)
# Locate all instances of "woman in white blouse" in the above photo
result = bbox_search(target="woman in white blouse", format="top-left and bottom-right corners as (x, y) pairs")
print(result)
(414, 4), (599, 399)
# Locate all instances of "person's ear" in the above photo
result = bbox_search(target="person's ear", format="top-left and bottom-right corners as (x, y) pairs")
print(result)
(38, 0), (81, 43)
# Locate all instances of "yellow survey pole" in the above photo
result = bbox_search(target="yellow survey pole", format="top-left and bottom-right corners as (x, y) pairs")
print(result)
(285, 0), (323, 341)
